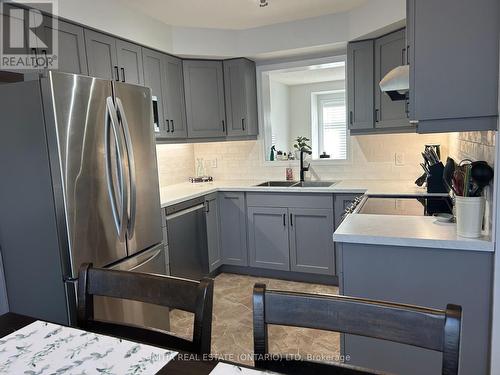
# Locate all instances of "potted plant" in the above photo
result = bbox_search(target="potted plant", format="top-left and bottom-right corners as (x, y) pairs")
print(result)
(293, 136), (312, 159)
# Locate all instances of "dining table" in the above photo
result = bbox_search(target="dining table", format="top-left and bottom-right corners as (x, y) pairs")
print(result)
(0, 312), (383, 375)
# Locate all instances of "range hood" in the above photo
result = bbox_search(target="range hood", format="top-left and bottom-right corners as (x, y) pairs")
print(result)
(379, 65), (409, 101)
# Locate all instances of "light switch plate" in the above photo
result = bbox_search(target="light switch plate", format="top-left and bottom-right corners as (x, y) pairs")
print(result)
(395, 152), (405, 166)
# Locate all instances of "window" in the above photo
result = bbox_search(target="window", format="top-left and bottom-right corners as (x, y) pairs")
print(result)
(316, 91), (347, 160)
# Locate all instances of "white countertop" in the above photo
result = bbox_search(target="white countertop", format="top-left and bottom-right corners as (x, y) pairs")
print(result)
(160, 179), (430, 207)
(333, 213), (494, 252)
(159, 178), (494, 252)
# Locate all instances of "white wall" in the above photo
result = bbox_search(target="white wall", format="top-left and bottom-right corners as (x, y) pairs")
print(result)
(289, 80), (345, 152)
(269, 80), (290, 152)
(52, 0), (174, 52)
(48, 0), (405, 60)
(490, 45), (500, 374)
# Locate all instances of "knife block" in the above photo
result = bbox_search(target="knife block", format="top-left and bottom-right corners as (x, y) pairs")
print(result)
(427, 162), (447, 193)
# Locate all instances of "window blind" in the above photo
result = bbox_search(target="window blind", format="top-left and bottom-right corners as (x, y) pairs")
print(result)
(318, 92), (347, 160)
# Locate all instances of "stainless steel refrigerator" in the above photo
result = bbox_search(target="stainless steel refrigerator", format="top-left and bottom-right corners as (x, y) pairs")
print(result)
(0, 71), (167, 329)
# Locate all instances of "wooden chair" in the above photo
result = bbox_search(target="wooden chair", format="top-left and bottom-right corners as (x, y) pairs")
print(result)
(253, 283), (462, 375)
(77, 263), (214, 354)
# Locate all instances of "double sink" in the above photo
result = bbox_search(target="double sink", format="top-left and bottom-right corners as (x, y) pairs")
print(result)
(255, 181), (338, 188)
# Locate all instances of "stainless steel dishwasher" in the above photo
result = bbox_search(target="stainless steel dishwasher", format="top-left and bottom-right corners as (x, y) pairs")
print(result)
(166, 196), (209, 281)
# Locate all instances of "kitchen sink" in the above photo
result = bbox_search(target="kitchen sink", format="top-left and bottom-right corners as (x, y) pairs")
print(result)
(256, 181), (298, 187)
(291, 181), (337, 188)
(255, 181), (337, 188)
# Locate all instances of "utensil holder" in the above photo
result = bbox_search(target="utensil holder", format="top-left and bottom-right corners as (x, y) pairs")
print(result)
(455, 196), (485, 238)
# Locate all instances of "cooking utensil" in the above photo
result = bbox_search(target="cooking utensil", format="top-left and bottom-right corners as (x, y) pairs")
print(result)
(470, 161), (494, 196)
(415, 173), (427, 187)
(442, 157), (457, 194)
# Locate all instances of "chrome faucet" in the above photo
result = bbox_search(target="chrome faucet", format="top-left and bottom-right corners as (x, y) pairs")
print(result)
(300, 149), (312, 182)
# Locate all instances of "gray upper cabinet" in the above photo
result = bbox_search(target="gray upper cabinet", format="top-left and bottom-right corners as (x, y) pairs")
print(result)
(183, 60), (226, 138)
(374, 29), (410, 129)
(289, 208), (334, 275)
(41, 19), (88, 75)
(84, 29), (118, 80)
(347, 40), (374, 131)
(142, 48), (167, 138)
(408, 0), (499, 132)
(163, 55), (188, 138)
(219, 192), (248, 266)
(223, 59), (258, 137)
(248, 207), (290, 271)
(205, 193), (222, 272)
(85, 30), (143, 84)
(116, 40), (144, 85)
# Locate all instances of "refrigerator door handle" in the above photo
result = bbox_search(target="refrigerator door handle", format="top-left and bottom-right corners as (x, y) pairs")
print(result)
(115, 97), (137, 239)
(105, 97), (128, 241)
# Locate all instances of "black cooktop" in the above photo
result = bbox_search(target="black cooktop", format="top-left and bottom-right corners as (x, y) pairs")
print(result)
(357, 196), (453, 216)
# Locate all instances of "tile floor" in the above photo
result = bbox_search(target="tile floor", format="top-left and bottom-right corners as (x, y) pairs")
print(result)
(169, 273), (340, 365)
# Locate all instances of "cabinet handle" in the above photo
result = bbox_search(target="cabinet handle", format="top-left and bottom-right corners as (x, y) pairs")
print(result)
(349, 111), (353, 125)
(375, 109), (379, 122)
(242, 118), (245, 131)
(406, 45), (410, 65)
(290, 213), (293, 226)
(283, 213), (286, 227)
(401, 48), (406, 65)
(165, 119), (170, 132)
(170, 120), (175, 133)
(222, 120), (225, 132)
(205, 201), (210, 213)
(114, 66), (119, 81)
(120, 67), (125, 82)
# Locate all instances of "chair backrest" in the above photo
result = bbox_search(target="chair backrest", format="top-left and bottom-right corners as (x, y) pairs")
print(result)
(253, 283), (461, 375)
(77, 263), (214, 354)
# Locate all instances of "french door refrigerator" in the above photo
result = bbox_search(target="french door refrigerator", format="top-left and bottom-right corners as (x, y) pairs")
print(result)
(0, 71), (166, 329)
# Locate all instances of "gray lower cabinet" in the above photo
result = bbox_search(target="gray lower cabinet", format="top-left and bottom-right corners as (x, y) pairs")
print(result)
(374, 29), (409, 129)
(407, 0), (499, 132)
(338, 242), (493, 375)
(347, 40), (374, 132)
(223, 58), (258, 137)
(183, 60), (226, 138)
(248, 207), (290, 271)
(289, 208), (334, 275)
(205, 193), (222, 272)
(84, 29), (119, 80)
(163, 55), (188, 138)
(116, 40), (144, 85)
(218, 192), (248, 266)
(41, 19), (88, 75)
(142, 48), (168, 138)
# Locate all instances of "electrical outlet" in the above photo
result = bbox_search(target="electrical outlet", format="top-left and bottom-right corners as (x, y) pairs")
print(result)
(395, 152), (405, 166)
(209, 159), (217, 168)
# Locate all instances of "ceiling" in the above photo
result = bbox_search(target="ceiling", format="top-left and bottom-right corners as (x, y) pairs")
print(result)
(120, 0), (368, 30)
(269, 65), (345, 85)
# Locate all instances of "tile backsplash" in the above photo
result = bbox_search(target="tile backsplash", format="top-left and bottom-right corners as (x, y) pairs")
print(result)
(192, 133), (450, 182)
(448, 131), (496, 166)
(156, 143), (195, 186)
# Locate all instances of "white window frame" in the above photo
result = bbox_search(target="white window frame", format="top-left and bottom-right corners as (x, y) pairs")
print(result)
(256, 55), (352, 166)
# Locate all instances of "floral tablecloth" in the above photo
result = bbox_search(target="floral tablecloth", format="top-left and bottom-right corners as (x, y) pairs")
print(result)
(0, 320), (177, 374)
